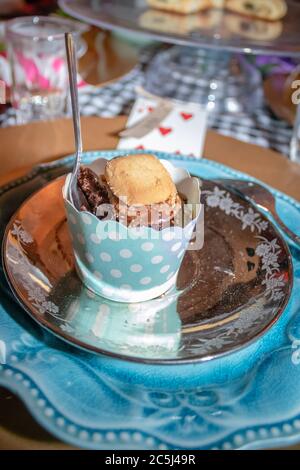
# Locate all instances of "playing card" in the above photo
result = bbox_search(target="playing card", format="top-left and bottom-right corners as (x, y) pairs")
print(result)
(117, 96), (207, 158)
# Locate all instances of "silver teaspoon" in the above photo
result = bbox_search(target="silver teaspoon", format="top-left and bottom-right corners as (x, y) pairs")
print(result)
(215, 178), (300, 246)
(65, 32), (82, 208)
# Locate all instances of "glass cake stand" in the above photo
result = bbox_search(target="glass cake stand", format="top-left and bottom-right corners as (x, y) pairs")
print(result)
(59, 0), (300, 115)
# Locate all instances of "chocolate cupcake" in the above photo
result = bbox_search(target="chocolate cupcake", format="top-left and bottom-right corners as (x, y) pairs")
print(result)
(63, 152), (201, 302)
(77, 154), (185, 230)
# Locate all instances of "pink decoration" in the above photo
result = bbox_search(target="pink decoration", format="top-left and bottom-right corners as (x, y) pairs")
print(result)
(17, 52), (50, 89)
(52, 57), (64, 73)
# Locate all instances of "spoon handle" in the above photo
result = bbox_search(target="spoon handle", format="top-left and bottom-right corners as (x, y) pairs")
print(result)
(65, 32), (82, 165)
(271, 211), (300, 246)
(215, 178), (300, 247)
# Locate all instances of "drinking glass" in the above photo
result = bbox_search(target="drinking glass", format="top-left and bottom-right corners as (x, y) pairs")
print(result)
(5, 16), (86, 124)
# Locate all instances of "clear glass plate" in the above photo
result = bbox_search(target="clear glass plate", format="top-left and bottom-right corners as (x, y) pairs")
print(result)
(59, 0), (300, 56)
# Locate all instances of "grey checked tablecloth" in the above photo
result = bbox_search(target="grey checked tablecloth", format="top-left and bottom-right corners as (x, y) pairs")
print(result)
(0, 46), (293, 157)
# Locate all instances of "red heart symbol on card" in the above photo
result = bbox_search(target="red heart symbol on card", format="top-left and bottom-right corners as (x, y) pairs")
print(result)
(135, 145), (145, 150)
(180, 112), (193, 121)
(148, 106), (154, 112)
(159, 127), (172, 136)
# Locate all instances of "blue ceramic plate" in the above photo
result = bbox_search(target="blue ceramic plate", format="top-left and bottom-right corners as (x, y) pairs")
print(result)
(1, 151), (300, 450)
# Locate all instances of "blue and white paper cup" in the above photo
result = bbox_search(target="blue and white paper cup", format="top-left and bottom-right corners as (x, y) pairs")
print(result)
(63, 157), (201, 302)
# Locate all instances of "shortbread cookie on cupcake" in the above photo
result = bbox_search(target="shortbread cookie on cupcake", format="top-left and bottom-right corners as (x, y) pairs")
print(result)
(105, 154), (177, 206)
(225, 0), (287, 21)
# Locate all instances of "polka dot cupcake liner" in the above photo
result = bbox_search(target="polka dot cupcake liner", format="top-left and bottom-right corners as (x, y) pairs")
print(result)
(63, 157), (201, 302)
